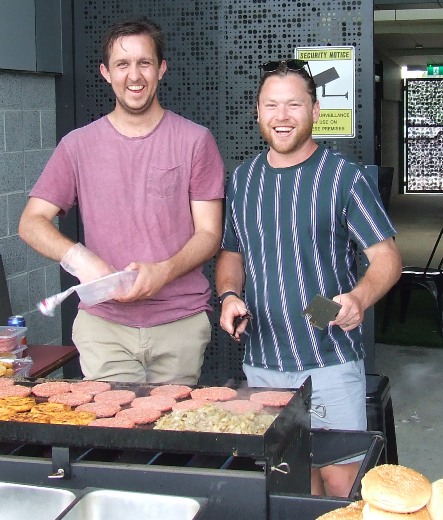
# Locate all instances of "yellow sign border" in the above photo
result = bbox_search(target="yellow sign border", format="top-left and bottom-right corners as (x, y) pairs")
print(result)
(296, 46), (355, 138)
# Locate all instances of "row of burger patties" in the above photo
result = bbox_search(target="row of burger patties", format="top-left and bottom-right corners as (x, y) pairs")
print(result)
(317, 464), (442, 519)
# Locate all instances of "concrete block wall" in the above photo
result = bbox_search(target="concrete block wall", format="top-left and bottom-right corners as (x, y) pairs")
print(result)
(0, 70), (62, 344)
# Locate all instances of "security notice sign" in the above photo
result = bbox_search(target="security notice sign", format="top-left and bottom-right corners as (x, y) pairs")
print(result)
(296, 46), (355, 138)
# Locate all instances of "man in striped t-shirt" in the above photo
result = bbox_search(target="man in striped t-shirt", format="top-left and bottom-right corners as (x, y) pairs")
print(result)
(215, 60), (402, 497)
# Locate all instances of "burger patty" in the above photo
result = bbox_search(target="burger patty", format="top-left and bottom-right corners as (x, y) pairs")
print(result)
(131, 395), (176, 412)
(48, 391), (93, 407)
(249, 390), (294, 407)
(150, 384), (192, 400)
(0, 384), (32, 398)
(116, 407), (161, 425)
(76, 401), (121, 418)
(190, 386), (237, 402)
(32, 381), (71, 398)
(0, 378), (14, 387)
(94, 389), (136, 406)
(69, 381), (111, 395)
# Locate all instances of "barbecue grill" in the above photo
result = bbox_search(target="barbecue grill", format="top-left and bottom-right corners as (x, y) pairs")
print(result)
(0, 376), (387, 519)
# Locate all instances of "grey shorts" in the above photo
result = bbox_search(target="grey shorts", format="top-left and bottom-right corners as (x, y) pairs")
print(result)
(242, 360), (367, 430)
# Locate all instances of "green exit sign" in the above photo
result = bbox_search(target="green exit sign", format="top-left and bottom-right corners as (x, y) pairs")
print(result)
(427, 65), (443, 76)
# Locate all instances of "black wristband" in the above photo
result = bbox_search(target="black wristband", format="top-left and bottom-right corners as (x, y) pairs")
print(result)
(219, 291), (239, 305)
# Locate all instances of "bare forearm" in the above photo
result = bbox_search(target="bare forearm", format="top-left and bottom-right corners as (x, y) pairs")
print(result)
(215, 250), (245, 296)
(331, 239), (402, 330)
(120, 228), (222, 302)
(350, 242), (402, 310)
(351, 259), (401, 309)
(19, 212), (74, 262)
(160, 228), (222, 284)
(159, 198), (223, 283)
(215, 250), (248, 340)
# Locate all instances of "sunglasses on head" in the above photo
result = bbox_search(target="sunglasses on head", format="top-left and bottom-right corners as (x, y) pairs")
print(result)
(259, 59), (312, 78)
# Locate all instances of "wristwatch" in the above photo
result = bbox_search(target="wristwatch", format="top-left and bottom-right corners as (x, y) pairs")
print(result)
(219, 291), (239, 305)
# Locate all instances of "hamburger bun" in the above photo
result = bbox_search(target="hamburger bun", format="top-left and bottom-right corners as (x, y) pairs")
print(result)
(362, 503), (431, 519)
(361, 464), (432, 513)
(316, 501), (364, 519)
(427, 479), (443, 520)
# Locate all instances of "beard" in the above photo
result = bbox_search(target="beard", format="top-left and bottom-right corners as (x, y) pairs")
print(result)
(259, 119), (313, 155)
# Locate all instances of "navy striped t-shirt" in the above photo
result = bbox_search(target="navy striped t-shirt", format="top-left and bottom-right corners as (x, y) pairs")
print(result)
(221, 145), (396, 371)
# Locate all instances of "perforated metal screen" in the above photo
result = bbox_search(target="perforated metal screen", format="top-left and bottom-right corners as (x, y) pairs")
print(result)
(406, 78), (443, 192)
(66, 0), (374, 384)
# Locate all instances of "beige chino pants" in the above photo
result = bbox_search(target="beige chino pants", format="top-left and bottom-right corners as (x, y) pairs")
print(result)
(72, 310), (211, 384)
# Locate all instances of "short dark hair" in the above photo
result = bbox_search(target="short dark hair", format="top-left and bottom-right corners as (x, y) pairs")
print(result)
(101, 17), (165, 68)
(256, 65), (317, 105)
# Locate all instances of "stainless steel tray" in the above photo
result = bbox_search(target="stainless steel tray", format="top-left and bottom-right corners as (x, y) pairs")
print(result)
(56, 488), (206, 520)
(0, 482), (76, 520)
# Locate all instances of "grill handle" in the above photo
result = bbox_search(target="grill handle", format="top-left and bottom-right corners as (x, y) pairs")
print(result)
(271, 462), (290, 475)
(48, 468), (65, 479)
(309, 404), (326, 418)
(49, 446), (71, 479)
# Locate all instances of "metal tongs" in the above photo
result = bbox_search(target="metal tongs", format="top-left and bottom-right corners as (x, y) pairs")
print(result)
(230, 310), (253, 340)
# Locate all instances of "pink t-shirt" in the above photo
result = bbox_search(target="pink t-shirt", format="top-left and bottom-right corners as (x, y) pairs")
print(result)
(31, 111), (225, 327)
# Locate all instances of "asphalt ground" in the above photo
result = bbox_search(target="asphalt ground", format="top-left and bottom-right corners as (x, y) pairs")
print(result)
(375, 342), (443, 483)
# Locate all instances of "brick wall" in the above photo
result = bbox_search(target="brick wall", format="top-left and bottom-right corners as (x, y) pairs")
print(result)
(0, 70), (62, 344)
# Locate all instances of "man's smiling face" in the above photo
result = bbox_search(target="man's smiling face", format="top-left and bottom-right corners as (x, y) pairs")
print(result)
(100, 33), (167, 116)
(257, 73), (320, 157)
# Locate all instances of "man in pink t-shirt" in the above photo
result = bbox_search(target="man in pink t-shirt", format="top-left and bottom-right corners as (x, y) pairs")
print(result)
(19, 17), (225, 384)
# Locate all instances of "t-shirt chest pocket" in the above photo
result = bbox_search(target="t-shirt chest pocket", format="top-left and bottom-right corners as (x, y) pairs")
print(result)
(146, 165), (181, 198)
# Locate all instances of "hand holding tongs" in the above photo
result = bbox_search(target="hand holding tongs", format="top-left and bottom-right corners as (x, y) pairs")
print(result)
(230, 310), (253, 341)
